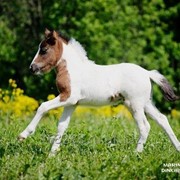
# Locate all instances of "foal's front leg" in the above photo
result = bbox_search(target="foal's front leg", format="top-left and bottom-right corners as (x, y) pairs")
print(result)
(19, 96), (76, 140)
(50, 106), (76, 155)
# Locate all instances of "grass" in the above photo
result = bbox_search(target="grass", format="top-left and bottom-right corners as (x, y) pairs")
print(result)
(0, 113), (180, 179)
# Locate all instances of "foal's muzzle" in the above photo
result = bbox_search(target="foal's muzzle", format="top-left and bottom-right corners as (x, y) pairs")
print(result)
(29, 64), (40, 74)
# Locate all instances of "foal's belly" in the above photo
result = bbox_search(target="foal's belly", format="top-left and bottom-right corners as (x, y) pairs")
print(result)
(77, 97), (111, 106)
(77, 90), (124, 106)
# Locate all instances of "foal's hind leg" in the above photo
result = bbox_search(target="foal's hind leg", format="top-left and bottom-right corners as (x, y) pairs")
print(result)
(127, 101), (150, 152)
(145, 102), (180, 151)
(133, 109), (150, 152)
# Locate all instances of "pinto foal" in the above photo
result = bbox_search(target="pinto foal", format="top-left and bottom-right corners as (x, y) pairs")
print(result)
(19, 29), (180, 155)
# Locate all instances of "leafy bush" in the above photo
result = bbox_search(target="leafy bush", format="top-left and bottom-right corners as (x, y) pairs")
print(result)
(0, 79), (38, 119)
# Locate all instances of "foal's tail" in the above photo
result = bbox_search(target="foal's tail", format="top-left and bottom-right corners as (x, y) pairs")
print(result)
(149, 70), (179, 101)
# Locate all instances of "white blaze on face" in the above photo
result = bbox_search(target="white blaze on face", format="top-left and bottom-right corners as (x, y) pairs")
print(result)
(30, 42), (41, 66)
(29, 45), (42, 75)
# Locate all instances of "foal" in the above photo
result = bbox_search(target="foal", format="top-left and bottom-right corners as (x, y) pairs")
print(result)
(19, 29), (180, 155)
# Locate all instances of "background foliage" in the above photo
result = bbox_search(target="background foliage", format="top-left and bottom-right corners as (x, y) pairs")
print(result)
(0, 0), (179, 111)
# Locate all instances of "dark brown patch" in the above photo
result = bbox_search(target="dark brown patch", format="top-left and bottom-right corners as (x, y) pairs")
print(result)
(56, 59), (71, 101)
(110, 93), (124, 102)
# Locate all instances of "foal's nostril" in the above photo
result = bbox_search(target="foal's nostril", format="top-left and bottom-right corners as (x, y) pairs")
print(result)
(30, 64), (39, 73)
(29, 65), (33, 73)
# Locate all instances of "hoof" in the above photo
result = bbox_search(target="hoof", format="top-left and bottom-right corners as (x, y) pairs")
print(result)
(48, 147), (60, 157)
(136, 149), (143, 153)
(18, 135), (26, 141)
(176, 146), (180, 152)
(48, 152), (56, 158)
(136, 144), (144, 153)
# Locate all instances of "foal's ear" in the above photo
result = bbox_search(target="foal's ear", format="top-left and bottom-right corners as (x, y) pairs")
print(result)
(52, 30), (59, 39)
(44, 29), (57, 45)
(45, 28), (51, 37)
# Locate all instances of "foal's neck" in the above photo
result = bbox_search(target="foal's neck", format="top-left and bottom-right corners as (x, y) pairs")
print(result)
(55, 59), (71, 101)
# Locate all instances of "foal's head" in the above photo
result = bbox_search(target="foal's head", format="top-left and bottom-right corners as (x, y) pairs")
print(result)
(30, 29), (67, 74)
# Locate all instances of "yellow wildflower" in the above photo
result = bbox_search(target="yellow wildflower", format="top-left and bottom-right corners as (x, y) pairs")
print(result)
(15, 88), (23, 96)
(3, 95), (10, 103)
(47, 94), (56, 100)
(9, 79), (13, 84)
(171, 109), (180, 119)
(12, 83), (17, 88)
(5, 90), (9, 95)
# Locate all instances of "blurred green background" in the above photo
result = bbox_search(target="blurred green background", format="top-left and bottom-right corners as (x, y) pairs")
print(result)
(0, 0), (179, 111)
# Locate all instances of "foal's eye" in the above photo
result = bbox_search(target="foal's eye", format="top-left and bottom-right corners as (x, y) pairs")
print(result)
(40, 47), (48, 55)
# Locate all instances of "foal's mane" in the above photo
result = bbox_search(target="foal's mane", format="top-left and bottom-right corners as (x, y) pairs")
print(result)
(58, 31), (70, 43)
(69, 38), (94, 63)
(69, 39), (88, 61)
(58, 30), (94, 63)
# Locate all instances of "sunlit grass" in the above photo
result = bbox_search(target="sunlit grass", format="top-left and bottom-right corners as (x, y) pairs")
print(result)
(0, 113), (180, 179)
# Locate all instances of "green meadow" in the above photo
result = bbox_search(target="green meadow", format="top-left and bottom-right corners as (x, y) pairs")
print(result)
(0, 114), (180, 179)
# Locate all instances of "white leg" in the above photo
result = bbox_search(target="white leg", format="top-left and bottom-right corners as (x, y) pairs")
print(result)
(50, 106), (76, 155)
(145, 102), (180, 151)
(126, 100), (150, 152)
(133, 110), (150, 152)
(19, 96), (77, 139)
